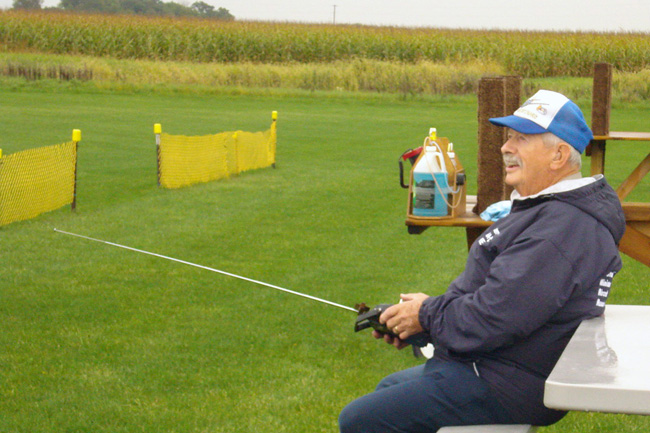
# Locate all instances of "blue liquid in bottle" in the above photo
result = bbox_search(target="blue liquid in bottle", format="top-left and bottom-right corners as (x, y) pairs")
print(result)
(413, 173), (449, 216)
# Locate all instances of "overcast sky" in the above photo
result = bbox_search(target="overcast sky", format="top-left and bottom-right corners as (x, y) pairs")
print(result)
(2, 0), (650, 33)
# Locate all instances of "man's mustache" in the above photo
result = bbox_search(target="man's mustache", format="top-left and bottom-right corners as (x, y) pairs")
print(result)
(503, 154), (521, 166)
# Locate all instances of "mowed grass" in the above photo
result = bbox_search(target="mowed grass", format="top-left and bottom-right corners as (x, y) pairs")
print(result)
(0, 86), (648, 433)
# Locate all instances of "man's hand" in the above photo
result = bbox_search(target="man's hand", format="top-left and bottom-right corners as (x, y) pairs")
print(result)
(375, 293), (429, 349)
(372, 329), (410, 349)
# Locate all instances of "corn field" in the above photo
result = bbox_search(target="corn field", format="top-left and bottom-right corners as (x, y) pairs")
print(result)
(1, 10), (650, 78)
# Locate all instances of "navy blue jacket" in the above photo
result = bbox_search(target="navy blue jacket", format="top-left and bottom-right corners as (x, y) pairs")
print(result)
(419, 176), (626, 425)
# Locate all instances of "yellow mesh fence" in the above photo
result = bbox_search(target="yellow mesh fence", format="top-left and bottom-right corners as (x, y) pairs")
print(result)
(158, 132), (231, 189)
(158, 115), (277, 189)
(234, 129), (276, 173)
(0, 141), (77, 226)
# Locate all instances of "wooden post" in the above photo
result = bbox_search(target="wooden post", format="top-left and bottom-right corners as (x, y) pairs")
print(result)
(476, 77), (506, 216)
(589, 63), (613, 175)
(475, 76), (521, 215)
(503, 76), (522, 198)
(468, 76), (521, 247)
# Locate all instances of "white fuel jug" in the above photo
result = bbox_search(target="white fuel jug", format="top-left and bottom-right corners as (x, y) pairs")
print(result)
(412, 140), (450, 217)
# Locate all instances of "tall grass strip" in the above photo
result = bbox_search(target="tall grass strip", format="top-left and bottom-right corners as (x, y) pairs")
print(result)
(0, 52), (504, 96)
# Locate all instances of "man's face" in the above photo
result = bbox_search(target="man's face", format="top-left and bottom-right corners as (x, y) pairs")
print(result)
(501, 129), (557, 197)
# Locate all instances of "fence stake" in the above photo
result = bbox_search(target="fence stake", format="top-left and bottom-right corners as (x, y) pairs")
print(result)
(154, 123), (162, 186)
(71, 129), (81, 211)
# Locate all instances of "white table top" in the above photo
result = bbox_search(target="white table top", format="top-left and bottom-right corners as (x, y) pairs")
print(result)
(544, 304), (650, 415)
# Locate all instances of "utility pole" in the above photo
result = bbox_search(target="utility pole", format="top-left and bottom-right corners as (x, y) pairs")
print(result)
(332, 4), (337, 25)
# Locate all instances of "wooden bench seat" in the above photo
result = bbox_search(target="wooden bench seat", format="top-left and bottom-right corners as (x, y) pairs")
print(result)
(622, 202), (650, 222)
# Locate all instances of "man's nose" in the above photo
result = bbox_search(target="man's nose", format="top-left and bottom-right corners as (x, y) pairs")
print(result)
(501, 139), (513, 154)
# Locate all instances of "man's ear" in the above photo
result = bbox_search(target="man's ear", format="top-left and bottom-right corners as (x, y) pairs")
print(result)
(550, 143), (572, 169)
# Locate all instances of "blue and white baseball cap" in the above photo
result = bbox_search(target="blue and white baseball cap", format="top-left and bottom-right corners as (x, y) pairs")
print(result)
(489, 90), (593, 153)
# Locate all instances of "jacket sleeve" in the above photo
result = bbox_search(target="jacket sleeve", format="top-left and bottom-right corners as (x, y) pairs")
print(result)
(419, 235), (578, 354)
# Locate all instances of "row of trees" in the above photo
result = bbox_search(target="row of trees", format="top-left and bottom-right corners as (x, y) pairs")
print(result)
(11, 0), (234, 20)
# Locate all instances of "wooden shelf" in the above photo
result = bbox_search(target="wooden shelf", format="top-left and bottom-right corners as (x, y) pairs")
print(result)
(593, 131), (650, 141)
(406, 200), (650, 224)
(405, 196), (492, 230)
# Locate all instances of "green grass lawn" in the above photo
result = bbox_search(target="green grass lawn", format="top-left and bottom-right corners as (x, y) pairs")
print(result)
(0, 84), (648, 432)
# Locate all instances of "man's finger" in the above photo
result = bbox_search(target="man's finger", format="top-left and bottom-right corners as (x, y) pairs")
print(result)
(379, 303), (400, 324)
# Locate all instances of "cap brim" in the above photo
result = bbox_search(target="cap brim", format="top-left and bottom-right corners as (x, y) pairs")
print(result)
(489, 115), (548, 135)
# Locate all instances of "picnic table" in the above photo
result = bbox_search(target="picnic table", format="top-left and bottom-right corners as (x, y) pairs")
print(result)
(544, 304), (650, 415)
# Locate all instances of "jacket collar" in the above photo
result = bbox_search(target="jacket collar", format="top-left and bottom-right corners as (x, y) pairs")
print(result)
(510, 174), (602, 202)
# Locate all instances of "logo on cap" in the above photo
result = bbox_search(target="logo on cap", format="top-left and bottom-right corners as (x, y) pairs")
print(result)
(514, 92), (569, 129)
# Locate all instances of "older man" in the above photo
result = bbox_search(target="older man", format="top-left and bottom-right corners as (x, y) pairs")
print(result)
(339, 90), (626, 432)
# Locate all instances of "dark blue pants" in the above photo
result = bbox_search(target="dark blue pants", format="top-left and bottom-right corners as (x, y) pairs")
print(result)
(339, 358), (514, 433)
